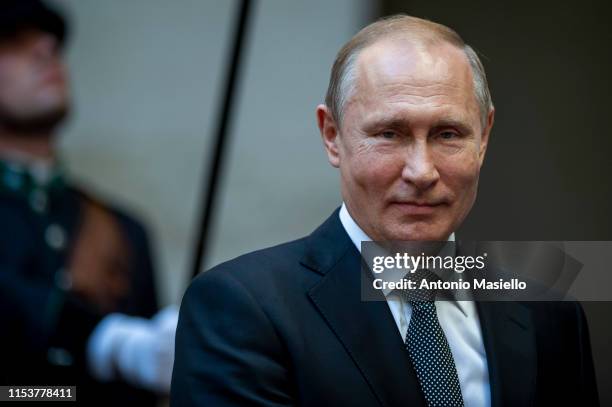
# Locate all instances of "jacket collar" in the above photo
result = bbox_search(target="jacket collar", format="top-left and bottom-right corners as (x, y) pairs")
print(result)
(302, 208), (427, 406)
(299, 207), (353, 276)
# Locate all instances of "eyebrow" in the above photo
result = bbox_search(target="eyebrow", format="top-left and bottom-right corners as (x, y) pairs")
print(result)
(362, 117), (409, 133)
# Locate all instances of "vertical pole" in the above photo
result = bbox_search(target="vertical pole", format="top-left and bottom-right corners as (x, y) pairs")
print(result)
(190, 0), (254, 279)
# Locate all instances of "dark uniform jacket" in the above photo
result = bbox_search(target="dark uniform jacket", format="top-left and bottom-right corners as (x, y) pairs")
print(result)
(0, 160), (158, 406)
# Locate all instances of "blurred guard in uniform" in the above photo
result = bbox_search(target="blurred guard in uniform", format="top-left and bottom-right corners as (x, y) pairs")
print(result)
(0, 1), (177, 405)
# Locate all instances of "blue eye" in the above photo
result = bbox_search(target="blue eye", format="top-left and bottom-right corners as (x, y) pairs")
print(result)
(439, 131), (458, 140)
(380, 131), (396, 139)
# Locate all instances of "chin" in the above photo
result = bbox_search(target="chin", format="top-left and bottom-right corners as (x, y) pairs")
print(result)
(5, 103), (69, 133)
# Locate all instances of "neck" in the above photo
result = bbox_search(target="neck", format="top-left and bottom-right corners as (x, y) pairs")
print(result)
(0, 131), (56, 164)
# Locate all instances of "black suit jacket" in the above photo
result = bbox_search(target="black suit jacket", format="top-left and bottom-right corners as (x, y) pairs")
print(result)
(171, 209), (599, 406)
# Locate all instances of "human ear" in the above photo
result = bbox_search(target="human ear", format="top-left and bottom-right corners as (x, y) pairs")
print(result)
(316, 104), (340, 168)
(478, 108), (495, 167)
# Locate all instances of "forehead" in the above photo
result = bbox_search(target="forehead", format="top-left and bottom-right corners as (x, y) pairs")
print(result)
(349, 38), (479, 123)
(0, 28), (54, 52)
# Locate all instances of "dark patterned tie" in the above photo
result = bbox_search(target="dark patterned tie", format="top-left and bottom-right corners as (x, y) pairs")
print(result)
(403, 270), (464, 407)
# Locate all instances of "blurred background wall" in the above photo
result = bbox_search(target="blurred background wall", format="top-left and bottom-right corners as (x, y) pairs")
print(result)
(55, 0), (610, 403)
(58, 0), (374, 306)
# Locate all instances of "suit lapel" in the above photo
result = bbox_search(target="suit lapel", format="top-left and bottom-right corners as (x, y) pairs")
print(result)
(456, 241), (539, 407)
(301, 210), (426, 407)
(476, 300), (537, 407)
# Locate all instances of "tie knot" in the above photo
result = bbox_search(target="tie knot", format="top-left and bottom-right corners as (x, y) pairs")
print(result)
(399, 268), (440, 303)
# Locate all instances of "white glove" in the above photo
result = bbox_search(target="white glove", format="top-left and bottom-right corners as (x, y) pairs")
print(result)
(86, 305), (179, 394)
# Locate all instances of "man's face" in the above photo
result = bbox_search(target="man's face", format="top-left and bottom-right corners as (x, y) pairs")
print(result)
(0, 27), (69, 129)
(318, 39), (494, 241)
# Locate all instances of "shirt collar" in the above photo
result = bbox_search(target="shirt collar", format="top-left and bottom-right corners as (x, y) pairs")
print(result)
(0, 149), (58, 185)
(339, 203), (371, 252)
(338, 202), (469, 316)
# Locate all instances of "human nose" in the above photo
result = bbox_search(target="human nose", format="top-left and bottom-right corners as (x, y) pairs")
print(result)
(401, 139), (440, 190)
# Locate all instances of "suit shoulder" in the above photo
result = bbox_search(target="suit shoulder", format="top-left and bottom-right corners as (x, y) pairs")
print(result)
(187, 237), (310, 299)
(209, 237), (308, 280)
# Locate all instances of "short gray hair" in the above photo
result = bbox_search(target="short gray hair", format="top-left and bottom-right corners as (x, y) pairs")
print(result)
(325, 15), (493, 128)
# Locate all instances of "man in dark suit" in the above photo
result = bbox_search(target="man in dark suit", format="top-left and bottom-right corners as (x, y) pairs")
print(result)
(171, 15), (599, 406)
(0, 1), (177, 404)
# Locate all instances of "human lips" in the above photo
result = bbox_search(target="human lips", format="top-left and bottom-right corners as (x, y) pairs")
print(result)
(389, 200), (446, 215)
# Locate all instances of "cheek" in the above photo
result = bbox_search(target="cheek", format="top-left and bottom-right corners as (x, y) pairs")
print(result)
(0, 64), (28, 106)
(0, 70), (13, 104)
(345, 144), (402, 192)
(438, 149), (481, 197)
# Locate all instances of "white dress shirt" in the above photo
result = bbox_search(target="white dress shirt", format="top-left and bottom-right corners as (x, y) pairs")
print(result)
(339, 203), (491, 407)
